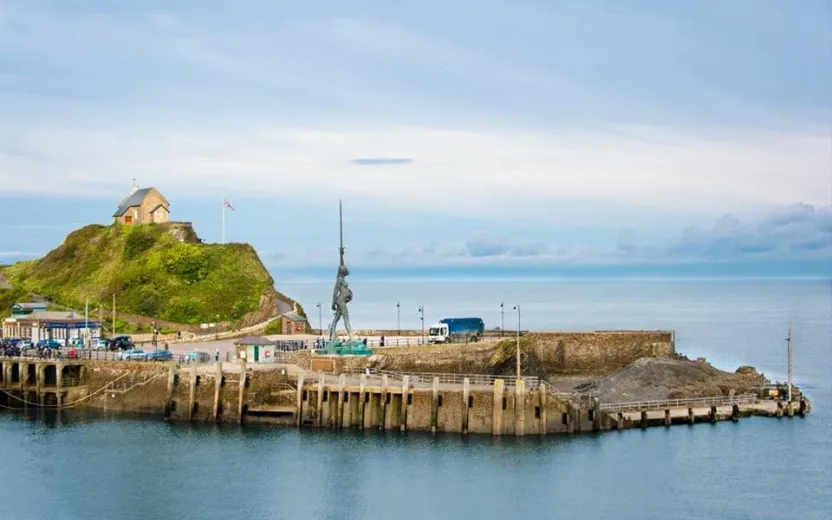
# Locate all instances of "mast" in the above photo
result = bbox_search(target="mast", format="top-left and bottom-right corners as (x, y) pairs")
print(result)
(786, 324), (793, 402)
(339, 199), (345, 266)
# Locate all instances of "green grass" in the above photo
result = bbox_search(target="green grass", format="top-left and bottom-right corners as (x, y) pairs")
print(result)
(2, 223), (277, 325)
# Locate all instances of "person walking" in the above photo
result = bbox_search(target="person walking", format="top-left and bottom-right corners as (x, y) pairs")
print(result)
(215, 347), (220, 362)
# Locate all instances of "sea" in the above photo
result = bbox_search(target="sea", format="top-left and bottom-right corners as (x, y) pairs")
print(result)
(1, 277), (830, 520)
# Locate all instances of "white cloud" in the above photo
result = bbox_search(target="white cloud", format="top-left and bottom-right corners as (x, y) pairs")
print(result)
(1, 121), (828, 221)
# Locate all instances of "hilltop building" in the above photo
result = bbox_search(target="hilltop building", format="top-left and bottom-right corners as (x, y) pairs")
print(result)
(113, 180), (170, 225)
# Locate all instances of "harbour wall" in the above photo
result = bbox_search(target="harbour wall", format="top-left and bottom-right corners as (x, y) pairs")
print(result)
(282, 330), (676, 377)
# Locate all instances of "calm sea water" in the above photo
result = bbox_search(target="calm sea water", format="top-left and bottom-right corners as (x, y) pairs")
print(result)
(2, 278), (830, 520)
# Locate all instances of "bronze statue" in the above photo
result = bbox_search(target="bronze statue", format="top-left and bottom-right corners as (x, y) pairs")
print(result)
(327, 201), (353, 342)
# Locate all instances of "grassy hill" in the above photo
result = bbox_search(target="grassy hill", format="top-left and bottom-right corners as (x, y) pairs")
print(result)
(1, 223), (294, 329)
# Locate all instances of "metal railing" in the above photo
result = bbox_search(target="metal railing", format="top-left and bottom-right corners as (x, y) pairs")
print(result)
(344, 368), (538, 388)
(600, 393), (757, 413)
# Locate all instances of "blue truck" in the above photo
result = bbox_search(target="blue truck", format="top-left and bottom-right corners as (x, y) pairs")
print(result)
(428, 317), (485, 344)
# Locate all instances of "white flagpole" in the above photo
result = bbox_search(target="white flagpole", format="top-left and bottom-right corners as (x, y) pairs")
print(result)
(221, 200), (226, 244)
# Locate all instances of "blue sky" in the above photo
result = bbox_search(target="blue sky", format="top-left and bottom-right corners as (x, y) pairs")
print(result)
(0, 0), (830, 278)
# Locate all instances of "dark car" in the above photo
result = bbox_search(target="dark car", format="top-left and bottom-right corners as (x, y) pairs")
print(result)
(108, 336), (134, 351)
(36, 339), (62, 349)
(145, 350), (173, 361)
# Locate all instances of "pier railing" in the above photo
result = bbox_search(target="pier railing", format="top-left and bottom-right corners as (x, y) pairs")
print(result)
(345, 368), (539, 388)
(600, 393), (757, 413)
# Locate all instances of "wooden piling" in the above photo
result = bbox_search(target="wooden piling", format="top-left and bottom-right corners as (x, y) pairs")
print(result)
(165, 365), (176, 418)
(462, 378), (470, 434)
(431, 377), (440, 434)
(379, 374), (388, 430)
(188, 364), (197, 421)
(400, 376), (409, 432)
(315, 372), (324, 427)
(515, 380), (526, 436)
(237, 361), (247, 424)
(358, 374), (366, 430)
(492, 379), (504, 436)
(212, 362), (222, 421)
(538, 383), (547, 435)
(295, 374), (305, 427)
(337, 374), (346, 428)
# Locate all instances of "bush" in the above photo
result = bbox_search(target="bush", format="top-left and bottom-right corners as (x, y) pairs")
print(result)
(264, 319), (282, 334)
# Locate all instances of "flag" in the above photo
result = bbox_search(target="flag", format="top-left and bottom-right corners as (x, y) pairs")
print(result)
(223, 199), (235, 211)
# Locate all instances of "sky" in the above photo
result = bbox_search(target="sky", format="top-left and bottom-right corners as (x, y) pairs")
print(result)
(0, 0), (830, 279)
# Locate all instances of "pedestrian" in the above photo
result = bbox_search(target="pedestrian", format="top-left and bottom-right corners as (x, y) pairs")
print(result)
(215, 348), (220, 362)
(380, 335), (385, 347)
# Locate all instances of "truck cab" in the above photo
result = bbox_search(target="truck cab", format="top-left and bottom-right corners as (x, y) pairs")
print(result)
(428, 323), (451, 344)
(428, 317), (485, 344)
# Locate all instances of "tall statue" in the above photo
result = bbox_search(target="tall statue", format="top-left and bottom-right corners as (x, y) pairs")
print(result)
(328, 201), (353, 342)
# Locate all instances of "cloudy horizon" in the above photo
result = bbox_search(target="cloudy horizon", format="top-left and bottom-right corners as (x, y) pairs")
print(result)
(1, 1), (830, 276)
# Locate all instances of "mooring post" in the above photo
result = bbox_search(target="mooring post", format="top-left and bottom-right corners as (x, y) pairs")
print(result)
(515, 379), (526, 436)
(431, 377), (440, 434)
(237, 361), (248, 424)
(188, 364), (197, 421)
(640, 410), (648, 428)
(399, 376), (409, 432)
(538, 382), (547, 435)
(709, 406), (717, 423)
(165, 365), (176, 418)
(295, 373), (305, 427)
(358, 374), (366, 430)
(688, 407), (695, 425)
(731, 404), (740, 422)
(664, 409), (671, 427)
(462, 377), (470, 434)
(55, 362), (63, 409)
(380, 374), (388, 430)
(337, 374), (346, 428)
(593, 398), (602, 432)
(212, 361), (222, 421)
(19, 361), (26, 411)
(315, 372), (324, 427)
(492, 379), (504, 436)
(36, 361), (45, 407)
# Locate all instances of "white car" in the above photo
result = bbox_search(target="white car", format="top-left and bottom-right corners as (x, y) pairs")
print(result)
(93, 338), (109, 350)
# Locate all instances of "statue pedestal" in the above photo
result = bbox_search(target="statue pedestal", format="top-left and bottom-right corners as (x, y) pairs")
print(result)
(317, 339), (373, 357)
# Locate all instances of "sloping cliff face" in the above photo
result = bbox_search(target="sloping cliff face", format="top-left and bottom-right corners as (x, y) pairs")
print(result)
(2, 223), (294, 327)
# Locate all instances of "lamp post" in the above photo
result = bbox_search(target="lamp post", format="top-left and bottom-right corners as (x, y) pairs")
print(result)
(396, 302), (401, 336)
(316, 302), (322, 335)
(418, 305), (424, 344)
(512, 305), (521, 379)
(500, 302), (504, 338)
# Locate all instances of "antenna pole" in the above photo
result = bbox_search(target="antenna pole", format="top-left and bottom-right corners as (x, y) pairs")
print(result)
(787, 324), (793, 402)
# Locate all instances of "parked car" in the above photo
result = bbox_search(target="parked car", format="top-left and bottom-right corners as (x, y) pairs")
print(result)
(93, 338), (109, 350)
(145, 350), (173, 361)
(36, 339), (62, 349)
(69, 338), (85, 348)
(109, 336), (134, 351)
(180, 351), (210, 364)
(118, 349), (147, 361)
(19, 339), (32, 349)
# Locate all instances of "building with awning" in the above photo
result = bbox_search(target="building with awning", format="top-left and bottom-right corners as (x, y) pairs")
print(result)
(3, 310), (101, 343)
(234, 336), (277, 363)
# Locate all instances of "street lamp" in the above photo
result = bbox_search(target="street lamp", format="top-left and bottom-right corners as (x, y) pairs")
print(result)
(500, 302), (504, 338)
(316, 302), (322, 335)
(396, 302), (401, 337)
(512, 305), (521, 379)
(152, 318), (158, 351)
(418, 305), (424, 343)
